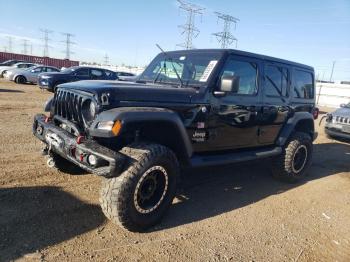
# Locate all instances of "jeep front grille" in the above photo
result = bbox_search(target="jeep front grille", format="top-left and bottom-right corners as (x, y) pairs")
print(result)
(335, 116), (350, 125)
(53, 89), (85, 127)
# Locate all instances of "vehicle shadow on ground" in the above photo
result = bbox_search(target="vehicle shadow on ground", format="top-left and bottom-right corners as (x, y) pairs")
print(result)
(155, 142), (350, 231)
(0, 88), (24, 93)
(0, 186), (105, 261)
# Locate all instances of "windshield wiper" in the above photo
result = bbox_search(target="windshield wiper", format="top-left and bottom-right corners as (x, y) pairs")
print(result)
(156, 44), (183, 88)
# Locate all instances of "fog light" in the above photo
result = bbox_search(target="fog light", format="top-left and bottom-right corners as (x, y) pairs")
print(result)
(87, 154), (97, 166)
(36, 125), (43, 135)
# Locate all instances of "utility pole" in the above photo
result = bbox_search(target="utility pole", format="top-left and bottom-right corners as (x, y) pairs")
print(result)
(61, 32), (76, 60)
(6, 36), (13, 53)
(104, 53), (109, 65)
(22, 39), (29, 55)
(177, 0), (205, 50)
(329, 61), (336, 82)
(40, 28), (53, 57)
(212, 12), (239, 49)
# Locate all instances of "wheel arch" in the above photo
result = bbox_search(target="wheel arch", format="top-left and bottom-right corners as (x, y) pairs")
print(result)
(90, 107), (193, 165)
(276, 112), (315, 146)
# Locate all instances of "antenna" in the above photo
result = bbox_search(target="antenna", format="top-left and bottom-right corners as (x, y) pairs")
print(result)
(103, 53), (109, 65)
(177, 0), (205, 50)
(22, 39), (29, 55)
(212, 12), (239, 49)
(61, 32), (76, 60)
(40, 28), (53, 57)
(6, 36), (13, 53)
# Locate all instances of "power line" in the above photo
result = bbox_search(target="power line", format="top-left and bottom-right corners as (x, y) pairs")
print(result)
(61, 32), (76, 60)
(104, 53), (109, 65)
(177, 0), (205, 50)
(329, 61), (336, 82)
(40, 28), (53, 57)
(22, 39), (29, 55)
(6, 36), (13, 53)
(212, 12), (239, 49)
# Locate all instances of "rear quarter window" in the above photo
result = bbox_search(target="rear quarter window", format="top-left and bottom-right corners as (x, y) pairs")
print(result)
(293, 70), (314, 99)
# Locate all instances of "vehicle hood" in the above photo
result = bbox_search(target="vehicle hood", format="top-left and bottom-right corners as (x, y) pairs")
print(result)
(0, 66), (14, 72)
(332, 107), (350, 118)
(39, 72), (67, 77)
(58, 80), (199, 104)
(6, 68), (27, 74)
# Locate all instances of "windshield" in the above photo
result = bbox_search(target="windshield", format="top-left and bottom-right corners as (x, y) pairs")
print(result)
(139, 51), (223, 87)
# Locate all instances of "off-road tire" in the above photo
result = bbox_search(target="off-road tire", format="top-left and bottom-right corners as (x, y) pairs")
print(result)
(272, 132), (313, 183)
(100, 143), (179, 232)
(15, 75), (26, 84)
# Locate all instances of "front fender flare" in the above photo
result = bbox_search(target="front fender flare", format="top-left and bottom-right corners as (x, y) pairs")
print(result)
(89, 107), (193, 158)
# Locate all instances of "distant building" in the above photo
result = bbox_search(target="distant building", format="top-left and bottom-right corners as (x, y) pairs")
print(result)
(0, 52), (79, 68)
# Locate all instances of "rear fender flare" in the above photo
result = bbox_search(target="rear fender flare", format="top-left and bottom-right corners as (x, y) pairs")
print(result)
(276, 112), (315, 146)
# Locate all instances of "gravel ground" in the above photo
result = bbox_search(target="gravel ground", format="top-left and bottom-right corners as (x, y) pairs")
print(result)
(0, 79), (349, 262)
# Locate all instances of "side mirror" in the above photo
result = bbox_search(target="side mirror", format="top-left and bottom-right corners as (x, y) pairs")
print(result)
(340, 103), (346, 108)
(214, 75), (240, 96)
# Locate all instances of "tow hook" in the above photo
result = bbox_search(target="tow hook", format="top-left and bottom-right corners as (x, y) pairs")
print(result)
(46, 156), (56, 168)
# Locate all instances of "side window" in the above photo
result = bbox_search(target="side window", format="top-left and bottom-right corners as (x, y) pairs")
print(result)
(46, 67), (58, 72)
(264, 65), (288, 97)
(105, 70), (112, 77)
(90, 69), (104, 79)
(293, 70), (314, 99)
(32, 67), (43, 73)
(18, 64), (27, 68)
(220, 59), (258, 95)
(74, 68), (89, 76)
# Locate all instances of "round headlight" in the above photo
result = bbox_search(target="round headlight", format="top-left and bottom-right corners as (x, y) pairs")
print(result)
(82, 99), (97, 123)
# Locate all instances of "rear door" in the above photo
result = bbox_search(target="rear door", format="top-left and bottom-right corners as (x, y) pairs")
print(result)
(259, 62), (291, 145)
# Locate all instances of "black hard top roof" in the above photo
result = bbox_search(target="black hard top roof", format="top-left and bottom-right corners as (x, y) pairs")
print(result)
(163, 49), (314, 71)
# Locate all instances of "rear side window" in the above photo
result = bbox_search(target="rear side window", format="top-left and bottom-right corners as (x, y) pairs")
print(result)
(264, 65), (288, 97)
(74, 68), (89, 76)
(293, 70), (314, 99)
(91, 69), (104, 79)
(220, 59), (258, 95)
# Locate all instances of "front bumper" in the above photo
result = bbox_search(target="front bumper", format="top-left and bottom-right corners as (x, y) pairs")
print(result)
(325, 122), (350, 140)
(33, 114), (126, 177)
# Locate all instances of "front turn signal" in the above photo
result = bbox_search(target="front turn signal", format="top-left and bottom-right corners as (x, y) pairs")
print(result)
(111, 120), (122, 136)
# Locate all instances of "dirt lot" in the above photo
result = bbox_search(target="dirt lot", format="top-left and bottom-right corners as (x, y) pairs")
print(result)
(0, 79), (349, 262)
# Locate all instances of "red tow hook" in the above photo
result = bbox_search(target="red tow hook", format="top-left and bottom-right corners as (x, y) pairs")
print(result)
(44, 116), (51, 123)
(76, 135), (85, 144)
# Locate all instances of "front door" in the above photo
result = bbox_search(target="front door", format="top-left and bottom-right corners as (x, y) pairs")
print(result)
(205, 55), (262, 151)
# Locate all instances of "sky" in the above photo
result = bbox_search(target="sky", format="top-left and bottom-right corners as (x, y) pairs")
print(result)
(0, 0), (349, 81)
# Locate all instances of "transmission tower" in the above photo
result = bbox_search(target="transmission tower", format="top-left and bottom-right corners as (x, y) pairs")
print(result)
(177, 0), (205, 49)
(40, 28), (53, 57)
(6, 36), (13, 53)
(22, 39), (29, 55)
(104, 53), (109, 65)
(61, 32), (76, 60)
(212, 12), (239, 49)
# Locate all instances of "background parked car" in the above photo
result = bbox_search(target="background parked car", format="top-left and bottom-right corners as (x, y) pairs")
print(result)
(0, 62), (37, 77)
(116, 71), (137, 81)
(324, 103), (350, 140)
(38, 66), (118, 92)
(4, 65), (60, 84)
(0, 59), (26, 67)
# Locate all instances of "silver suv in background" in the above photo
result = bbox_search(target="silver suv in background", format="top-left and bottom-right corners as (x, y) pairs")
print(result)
(324, 103), (350, 139)
(4, 65), (60, 84)
(0, 62), (37, 77)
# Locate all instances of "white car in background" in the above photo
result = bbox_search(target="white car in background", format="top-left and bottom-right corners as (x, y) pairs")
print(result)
(0, 62), (37, 78)
(4, 65), (60, 84)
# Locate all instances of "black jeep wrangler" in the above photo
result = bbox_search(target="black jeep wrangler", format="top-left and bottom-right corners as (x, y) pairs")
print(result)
(33, 49), (318, 231)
